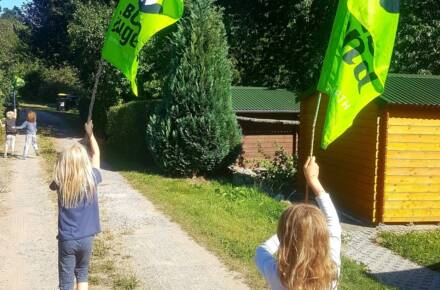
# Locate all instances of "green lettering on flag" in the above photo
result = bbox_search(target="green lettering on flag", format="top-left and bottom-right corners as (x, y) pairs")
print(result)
(317, 0), (400, 149)
(102, 0), (184, 96)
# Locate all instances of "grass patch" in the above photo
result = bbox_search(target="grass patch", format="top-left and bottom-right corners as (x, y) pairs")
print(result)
(38, 128), (58, 176)
(113, 273), (139, 290)
(107, 153), (395, 289)
(339, 257), (397, 290)
(378, 230), (440, 272)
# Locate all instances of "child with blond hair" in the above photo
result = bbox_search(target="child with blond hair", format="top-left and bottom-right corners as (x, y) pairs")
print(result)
(1, 109), (17, 158)
(50, 120), (101, 290)
(15, 110), (39, 159)
(255, 156), (341, 290)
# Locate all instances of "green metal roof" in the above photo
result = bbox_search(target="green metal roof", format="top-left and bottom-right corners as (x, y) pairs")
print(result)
(380, 74), (440, 106)
(231, 86), (299, 113)
(231, 74), (440, 113)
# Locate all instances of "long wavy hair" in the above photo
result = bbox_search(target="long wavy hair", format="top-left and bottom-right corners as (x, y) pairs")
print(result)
(53, 143), (96, 208)
(277, 203), (337, 290)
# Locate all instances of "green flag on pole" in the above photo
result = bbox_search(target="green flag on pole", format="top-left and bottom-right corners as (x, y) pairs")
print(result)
(102, 0), (184, 96)
(14, 76), (25, 89)
(317, 0), (400, 149)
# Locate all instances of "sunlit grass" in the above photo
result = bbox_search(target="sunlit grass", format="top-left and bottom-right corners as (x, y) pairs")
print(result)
(379, 230), (440, 272)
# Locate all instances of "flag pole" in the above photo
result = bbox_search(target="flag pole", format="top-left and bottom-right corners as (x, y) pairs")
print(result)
(81, 59), (104, 150)
(88, 59), (104, 122)
(87, 58), (104, 122)
(305, 91), (322, 202)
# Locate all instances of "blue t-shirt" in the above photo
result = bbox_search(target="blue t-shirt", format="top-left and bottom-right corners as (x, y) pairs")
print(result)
(50, 168), (102, 241)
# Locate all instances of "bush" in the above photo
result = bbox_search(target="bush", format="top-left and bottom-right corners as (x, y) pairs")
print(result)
(146, 0), (242, 177)
(106, 101), (158, 161)
(259, 148), (298, 197)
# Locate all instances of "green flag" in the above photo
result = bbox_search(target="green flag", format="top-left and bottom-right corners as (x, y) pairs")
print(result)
(102, 0), (184, 96)
(317, 0), (400, 149)
(14, 76), (25, 89)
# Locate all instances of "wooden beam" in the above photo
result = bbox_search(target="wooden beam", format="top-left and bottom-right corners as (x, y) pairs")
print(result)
(236, 116), (300, 125)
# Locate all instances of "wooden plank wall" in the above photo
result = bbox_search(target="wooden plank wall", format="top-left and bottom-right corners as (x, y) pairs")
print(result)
(383, 106), (440, 222)
(241, 134), (296, 160)
(299, 94), (381, 222)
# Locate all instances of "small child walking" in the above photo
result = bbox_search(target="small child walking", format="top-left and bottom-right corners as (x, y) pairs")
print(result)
(1, 109), (17, 158)
(15, 110), (39, 159)
(255, 156), (341, 290)
(50, 120), (101, 290)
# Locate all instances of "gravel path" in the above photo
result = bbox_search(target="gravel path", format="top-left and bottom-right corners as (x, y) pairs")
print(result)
(0, 128), (58, 289)
(40, 110), (249, 290)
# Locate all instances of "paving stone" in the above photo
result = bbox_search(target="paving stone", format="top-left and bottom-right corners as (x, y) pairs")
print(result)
(342, 221), (440, 290)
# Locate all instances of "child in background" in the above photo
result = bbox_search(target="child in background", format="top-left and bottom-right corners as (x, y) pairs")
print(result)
(15, 110), (39, 159)
(255, 156), (341, 290)
(50, 120), (101, 290)
(1, 109), (17, 158)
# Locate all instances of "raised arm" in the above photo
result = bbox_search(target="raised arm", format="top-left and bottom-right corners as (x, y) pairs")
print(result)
(85, 120), (100, 169)
(303, 156), (342, 267)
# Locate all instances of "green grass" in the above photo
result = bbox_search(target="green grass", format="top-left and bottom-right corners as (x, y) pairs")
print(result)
(107, 153), (396, 290)
(379, 230), (440, 272)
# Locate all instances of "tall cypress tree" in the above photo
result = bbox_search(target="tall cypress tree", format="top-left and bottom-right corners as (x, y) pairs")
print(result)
(146, 0), (241, 177)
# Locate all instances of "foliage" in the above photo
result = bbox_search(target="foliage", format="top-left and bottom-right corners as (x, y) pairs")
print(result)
(259, 148), (297, 197)
(68, 0), (130, 134)
(218, 0), (338, 90)
(106, 100), (158, 161)
(379, 230), (440, 272)
(391, 1), (440, 75)
(146, 0), (242, 176)
(20, 64), (83, 102)
(68, 0), (174, 134)
(219, 0), (440, 90)
(0, 17), (30, 109)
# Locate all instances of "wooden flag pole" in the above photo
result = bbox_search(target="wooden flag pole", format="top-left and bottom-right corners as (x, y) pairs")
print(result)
(305, 92), (322, 202)
(88, 59), (104, 122)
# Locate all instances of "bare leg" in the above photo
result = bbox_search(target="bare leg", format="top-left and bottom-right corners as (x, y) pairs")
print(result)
(11, 136), (16, 156)
(23, 134), (30, 159)
(32, 135), (39, 156)
(77, 282), (88, 290)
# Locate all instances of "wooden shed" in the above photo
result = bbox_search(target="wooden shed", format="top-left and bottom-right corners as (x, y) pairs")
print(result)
(299, 74), (440, 223)
(231, 87), (300, 161)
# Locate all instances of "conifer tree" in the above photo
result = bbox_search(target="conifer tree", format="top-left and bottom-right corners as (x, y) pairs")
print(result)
(146, 0), (241, 176)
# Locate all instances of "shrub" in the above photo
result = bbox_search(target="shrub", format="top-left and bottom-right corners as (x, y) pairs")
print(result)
(259, 148), (298, 197)
(106, 101), (158, 161)
(146, 0), (242, 177)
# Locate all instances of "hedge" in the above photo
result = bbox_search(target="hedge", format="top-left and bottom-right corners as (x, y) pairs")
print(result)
(106, 100), (158, 161)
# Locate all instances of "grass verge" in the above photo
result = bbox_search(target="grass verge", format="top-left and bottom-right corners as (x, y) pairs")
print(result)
(107, 153), (396, 290)
(378, 230), (440, 272)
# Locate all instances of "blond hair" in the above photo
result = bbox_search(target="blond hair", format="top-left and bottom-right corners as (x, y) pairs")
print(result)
(277, 204), (337, 290)
(54, 143), (96, 208)
(6, 111), (15, 119)
(27, 111), (36, 122)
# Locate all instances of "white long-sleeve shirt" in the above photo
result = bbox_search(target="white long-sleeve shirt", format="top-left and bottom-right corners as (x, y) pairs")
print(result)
(255, 193), (342, 290)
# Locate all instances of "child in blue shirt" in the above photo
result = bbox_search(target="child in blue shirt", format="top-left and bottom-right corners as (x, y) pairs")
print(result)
(50, 120), (101, 290)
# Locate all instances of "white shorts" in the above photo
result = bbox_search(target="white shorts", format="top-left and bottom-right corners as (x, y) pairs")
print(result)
(6, 135), (16, 147)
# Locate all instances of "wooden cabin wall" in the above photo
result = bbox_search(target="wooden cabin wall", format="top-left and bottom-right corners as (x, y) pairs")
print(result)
(299, 94), (381, 222)
(383, 106), (440, 222)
